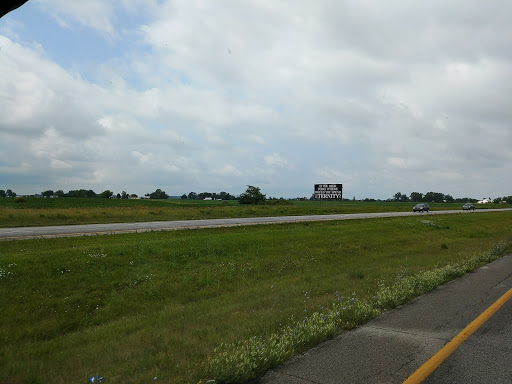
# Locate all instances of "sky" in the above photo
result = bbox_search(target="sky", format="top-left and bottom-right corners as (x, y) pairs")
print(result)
(1, 0), (511, 200)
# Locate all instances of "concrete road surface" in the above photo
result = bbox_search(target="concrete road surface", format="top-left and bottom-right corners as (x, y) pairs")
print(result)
(1, 208), (511, 241)
(256, 253), (512, 384)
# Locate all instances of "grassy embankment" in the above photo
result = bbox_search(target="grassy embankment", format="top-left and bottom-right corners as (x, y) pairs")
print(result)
(0, 197), (505, 227)
(1, 210), (511, 383)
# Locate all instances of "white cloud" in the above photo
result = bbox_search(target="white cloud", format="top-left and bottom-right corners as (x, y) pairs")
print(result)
(163, 164), (180, 173)
(0, 36), (103, 138)
(1, 1), (512, 199)
(212, 164), (243, 177)
(50, 159), (72, 169)
(131, 151), (150, 165)
(264, 153), (291, 169)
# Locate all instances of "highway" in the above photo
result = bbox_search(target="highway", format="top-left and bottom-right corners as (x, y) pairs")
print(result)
(1, 208), (511, 241)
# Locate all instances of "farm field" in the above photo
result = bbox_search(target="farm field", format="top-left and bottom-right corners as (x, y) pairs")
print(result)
(1, 210), (511, 383)
(0, 197), (505, 228)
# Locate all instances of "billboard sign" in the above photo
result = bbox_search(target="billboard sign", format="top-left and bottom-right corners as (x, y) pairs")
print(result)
(314, 184), (343, 199)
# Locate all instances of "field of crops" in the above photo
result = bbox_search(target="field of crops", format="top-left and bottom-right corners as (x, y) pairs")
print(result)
(1, 205), (511, 383)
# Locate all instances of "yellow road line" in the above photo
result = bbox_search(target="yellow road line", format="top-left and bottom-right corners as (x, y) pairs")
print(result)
(403, 286), (512, 383)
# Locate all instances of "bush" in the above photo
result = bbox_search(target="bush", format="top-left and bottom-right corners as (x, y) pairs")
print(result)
(14, 197), (27, 204)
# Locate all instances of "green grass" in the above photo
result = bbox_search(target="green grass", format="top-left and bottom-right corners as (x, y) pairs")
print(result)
(1, 211), (511, 383)
(1, 197), (506, 228)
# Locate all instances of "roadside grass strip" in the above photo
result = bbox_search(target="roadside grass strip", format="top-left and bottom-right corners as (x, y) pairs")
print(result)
(205, 244), (508, 383)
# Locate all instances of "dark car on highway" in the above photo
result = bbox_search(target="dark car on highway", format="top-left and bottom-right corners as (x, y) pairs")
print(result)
(413, 203), (430, 212)
(462, 203), (475, 211)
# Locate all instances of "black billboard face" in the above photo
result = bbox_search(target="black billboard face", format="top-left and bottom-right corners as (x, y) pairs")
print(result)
(314, 184), (343, 199)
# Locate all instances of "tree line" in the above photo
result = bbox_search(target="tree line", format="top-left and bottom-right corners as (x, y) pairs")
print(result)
(1, 188), (133, 199)
(44, 189), (117, 198)
(1, 185), (272, 205)
(181, 191), (237, 200)
(0, 189), (16, 197)
(0, 188), (239, 200)
(4, 187), (510, 204)
(392, 191), (512, 204)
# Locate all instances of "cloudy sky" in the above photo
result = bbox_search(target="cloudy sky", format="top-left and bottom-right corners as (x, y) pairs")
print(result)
(1, 1), (511, 199)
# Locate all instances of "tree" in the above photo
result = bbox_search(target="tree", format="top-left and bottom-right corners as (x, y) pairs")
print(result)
(238, 185), (266, 205)
(99, 190), (113, 198)
(54, 190), (65, 198)
(42, 190), (54, 197)
(424, 191), (444, 203)
(148, 189), (168, 199)
(67, 189), (96, 198)
(188, 192), (197, 200)
(181, 194), (187, 199)
(410, 192), (423, 202)
(0, 190), (5, 197)
(218, 191), (236, 200)
(197, 192), (212, 200)
(393, 192), (408, 202)
(85, 189), (97, 198)
(121, 191), (128, 199)
(6, 189), (16, 197)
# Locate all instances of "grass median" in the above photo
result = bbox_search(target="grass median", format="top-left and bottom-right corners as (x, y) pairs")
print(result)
(1, 211), (511, 383)
(1, 198), (502, 228)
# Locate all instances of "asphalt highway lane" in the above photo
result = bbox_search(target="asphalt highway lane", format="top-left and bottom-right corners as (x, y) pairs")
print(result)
(1, 208), (511, 241)
(422, 289), (512, 384)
